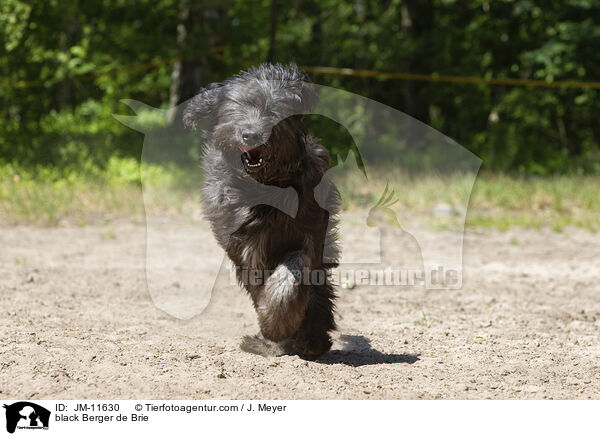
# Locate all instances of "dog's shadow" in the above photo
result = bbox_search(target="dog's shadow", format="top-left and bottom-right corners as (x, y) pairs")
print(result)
(317, 335), (420, 367)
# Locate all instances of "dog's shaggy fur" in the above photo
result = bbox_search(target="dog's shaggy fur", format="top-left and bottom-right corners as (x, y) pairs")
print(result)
(183, 63), (339, 359)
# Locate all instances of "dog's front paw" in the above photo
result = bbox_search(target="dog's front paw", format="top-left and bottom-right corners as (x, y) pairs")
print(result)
(293, 330), (332, 360)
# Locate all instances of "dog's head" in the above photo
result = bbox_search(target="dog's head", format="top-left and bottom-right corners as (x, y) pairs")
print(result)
(183, 63), (318, 182)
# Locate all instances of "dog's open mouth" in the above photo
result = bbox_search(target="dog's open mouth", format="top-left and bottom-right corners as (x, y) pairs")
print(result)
(240, 145), (266, 172)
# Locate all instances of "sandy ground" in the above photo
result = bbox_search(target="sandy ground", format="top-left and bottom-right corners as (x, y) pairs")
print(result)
(1, 212), (600, 399)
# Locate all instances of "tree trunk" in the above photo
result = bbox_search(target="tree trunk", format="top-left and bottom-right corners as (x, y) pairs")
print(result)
(401, 0), (433, 124)
(167, 0), (190, 124)
(267, 0), (278, 62)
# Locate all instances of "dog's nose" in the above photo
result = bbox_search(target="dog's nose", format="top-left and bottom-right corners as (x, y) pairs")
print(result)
(241, 130), (262, 146)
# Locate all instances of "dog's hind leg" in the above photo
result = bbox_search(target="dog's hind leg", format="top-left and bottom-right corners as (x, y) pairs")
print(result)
(292, 279), (336, 359)
(255, 251), (310, 343)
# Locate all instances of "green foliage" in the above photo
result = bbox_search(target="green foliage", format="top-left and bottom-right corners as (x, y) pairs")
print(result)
(1, 0), (599, 173)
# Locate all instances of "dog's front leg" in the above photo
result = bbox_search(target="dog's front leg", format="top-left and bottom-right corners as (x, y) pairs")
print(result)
(292, 280), (336, 359)
(255, 251), (309, 342)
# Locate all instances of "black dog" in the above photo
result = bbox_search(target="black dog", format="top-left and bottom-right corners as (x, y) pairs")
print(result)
(183, 63), (339, 359)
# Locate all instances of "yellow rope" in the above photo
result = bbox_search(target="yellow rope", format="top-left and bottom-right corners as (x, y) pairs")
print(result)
(301, 65), (600, 89)
(4, 54), (600, 90)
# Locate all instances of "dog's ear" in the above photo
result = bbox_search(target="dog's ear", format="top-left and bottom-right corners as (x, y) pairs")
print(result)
(284, 62), (319, 113)
(183, 83), (223, 129)
(300, 79), (318, 113)
(295, 68), (318, 113)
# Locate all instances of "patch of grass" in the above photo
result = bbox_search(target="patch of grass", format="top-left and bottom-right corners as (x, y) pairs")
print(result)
(464, 174), (600, 231)
(2, 159), (600, 231)
(101, 230), (117, 240)
(334, 166), (600, 231)
(414, 311), (432, 328)
(14, 256), (27, 265)
(0, 157), (202, 225)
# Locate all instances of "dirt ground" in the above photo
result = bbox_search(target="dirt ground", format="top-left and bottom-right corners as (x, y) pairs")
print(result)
(1, 212), (599, 399)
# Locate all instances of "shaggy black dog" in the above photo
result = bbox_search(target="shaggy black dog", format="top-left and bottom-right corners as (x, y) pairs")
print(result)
(183, 63), (339, 359)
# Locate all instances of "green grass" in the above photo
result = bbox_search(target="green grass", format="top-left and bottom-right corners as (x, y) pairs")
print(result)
(334, 165), (600, 231)
(0, 157), (202, 225)
(466, 174), (600, 231)
(1, 157), (599, 231)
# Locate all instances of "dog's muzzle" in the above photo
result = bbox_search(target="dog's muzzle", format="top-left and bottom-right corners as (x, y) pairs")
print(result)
(240, 144), (266, 173)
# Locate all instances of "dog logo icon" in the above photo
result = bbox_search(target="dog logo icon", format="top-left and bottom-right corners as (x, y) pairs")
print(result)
(3, 402), (50, 434)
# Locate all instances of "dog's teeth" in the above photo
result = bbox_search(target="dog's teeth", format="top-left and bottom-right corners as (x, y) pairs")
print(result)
(242, 154), (264, 169)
